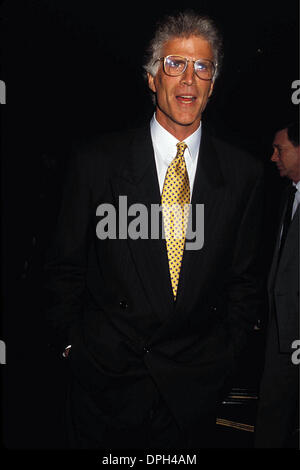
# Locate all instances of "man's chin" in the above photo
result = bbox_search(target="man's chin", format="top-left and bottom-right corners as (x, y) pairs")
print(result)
(278, 169), (287, 177)
(155, 106), (201, 132)
(169, 113), (201, 128)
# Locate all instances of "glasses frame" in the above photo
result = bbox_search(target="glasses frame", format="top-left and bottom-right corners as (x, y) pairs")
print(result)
(156, 55), (216, 81)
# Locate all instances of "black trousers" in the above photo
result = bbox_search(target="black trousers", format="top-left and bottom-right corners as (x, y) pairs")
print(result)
(254, 313), (299, 448)
(65, 373), (216, 449)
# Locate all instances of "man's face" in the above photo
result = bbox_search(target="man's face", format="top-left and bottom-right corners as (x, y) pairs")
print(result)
(147, 35), (215, 139)
(271, 128), (300, 182)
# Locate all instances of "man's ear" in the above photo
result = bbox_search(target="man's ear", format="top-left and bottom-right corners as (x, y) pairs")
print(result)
(147, 72), (157, 93)
(208, 80), (214, 98)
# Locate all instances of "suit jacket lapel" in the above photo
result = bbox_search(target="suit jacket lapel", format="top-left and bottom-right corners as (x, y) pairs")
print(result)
(111, 126), (227, 323)
(268, 187), (299, 292)
(276, 205), (299, 271)
(111, 126), (174, 321)
(175, 128), (226, 311)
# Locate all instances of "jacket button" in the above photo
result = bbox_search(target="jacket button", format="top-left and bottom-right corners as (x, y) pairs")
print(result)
(119, 300), (128, 309)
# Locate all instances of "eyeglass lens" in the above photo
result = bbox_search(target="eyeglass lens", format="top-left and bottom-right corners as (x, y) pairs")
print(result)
(164, 55), (214, 79)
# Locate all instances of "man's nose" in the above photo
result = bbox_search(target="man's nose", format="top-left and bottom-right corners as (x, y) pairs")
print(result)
(271, 149), (279, 162)
(180, 62), (195, 85)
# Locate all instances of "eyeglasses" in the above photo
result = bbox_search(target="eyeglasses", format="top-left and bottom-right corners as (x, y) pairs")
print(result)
(156, 55), (216, 81)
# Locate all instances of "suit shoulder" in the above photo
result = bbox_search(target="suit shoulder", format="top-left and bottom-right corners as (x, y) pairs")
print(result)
(67, 127), (143, 181)
(211, 135), (263, 179)
(71, 128), (136, 163)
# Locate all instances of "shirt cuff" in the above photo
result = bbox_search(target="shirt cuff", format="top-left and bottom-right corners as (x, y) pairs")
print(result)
(62, 345), (72, 358)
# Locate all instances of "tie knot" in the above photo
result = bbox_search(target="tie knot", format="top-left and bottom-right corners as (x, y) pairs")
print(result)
(176, 141), (187, 157)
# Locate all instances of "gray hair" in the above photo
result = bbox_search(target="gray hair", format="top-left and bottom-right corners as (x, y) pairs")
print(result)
(143, 10), (223, 81)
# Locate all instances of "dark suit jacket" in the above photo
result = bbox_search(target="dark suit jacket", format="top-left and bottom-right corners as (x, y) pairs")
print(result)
(254, 185), (299, 448)
(44, 124), (263, 434)
(267, 186), (299, 352)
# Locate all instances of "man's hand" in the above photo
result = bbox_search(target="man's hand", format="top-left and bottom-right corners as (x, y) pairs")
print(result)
(62, 345), (72, 358)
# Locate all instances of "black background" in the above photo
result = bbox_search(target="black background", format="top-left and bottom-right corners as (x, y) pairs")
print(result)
(0, 0), (299, 450)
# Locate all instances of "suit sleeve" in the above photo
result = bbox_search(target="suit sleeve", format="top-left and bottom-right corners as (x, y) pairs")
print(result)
(44, 149), (92, 355)
(226, 161), (265, 355)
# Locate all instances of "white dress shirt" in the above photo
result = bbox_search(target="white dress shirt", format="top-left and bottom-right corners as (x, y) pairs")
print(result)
(150, 113), (201, 198)
(292, 181), (300, 219)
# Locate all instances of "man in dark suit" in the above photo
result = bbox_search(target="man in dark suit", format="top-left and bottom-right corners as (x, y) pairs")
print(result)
(45, 11), (263, 448)
(255, 121), (300, 448)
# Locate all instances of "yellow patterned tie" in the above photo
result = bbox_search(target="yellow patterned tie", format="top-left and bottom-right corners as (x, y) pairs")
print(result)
(162, 142), (190, 299)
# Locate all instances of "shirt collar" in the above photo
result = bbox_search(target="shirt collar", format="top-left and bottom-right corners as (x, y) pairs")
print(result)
(150, 113), (201, 165)
(293, 181), (300, 192)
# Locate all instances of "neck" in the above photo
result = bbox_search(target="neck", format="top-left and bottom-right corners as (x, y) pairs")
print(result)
(155, 110), (201, 141)
(291, 175), (300, 184)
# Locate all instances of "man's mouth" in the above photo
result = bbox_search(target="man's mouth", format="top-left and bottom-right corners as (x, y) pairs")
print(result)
(277, 165), (285, 174)
(176, 95), (196, 104)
